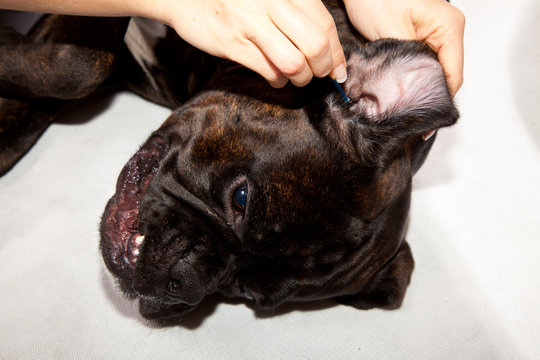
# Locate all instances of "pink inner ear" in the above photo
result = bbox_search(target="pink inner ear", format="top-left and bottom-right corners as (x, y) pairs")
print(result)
(345, 52), (449, 120)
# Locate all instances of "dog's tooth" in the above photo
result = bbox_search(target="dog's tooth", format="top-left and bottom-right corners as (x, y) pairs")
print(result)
(133, 248), (140, 256)
(422, 130), (436, 141)
(135, 235), (145, 246)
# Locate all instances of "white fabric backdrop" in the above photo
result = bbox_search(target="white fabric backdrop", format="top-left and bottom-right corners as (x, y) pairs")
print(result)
(1, 0), (539, 358)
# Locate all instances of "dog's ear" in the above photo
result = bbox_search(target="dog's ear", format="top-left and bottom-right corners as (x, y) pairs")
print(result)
(344, 40), (457, 122)
(331, 40), (459, 167)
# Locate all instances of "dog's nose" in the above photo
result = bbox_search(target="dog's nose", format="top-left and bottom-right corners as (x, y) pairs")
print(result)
(167, 259), (205, 306)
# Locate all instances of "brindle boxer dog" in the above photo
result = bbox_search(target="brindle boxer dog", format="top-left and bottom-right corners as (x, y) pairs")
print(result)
(0, 0), (458, 320)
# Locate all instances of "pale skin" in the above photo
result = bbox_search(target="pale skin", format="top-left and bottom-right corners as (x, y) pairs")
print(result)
(0, 0), (464, 94)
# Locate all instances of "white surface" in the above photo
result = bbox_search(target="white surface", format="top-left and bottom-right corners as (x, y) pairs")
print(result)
(1, 0), (540, 358)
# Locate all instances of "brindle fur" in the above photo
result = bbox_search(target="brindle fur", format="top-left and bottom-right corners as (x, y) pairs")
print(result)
(0, 0), (458, 320)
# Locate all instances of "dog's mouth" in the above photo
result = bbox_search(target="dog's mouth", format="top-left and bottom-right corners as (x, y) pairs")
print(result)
(100, 135), (168, 281)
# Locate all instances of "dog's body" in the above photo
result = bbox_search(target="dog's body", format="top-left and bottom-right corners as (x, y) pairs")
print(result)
(0, 0), (458, 320)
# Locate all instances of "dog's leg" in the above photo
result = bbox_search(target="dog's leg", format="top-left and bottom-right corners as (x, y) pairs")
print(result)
(0, 98), (64, 175)
(0, 15), (129, 99)
(336, 241), (414, 310)
(0, 15), (129, 175)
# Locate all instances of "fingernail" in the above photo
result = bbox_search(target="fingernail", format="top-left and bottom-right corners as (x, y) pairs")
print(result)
(333, 63), (347, 83)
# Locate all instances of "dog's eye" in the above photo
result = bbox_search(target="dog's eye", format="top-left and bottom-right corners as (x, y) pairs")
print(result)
(232, 184), (248, 212)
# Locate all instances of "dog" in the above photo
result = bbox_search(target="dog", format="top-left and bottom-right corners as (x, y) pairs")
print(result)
(0, 0), (458, 321)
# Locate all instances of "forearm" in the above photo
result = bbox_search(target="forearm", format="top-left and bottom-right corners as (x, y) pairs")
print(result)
(0, 0), (158, 19)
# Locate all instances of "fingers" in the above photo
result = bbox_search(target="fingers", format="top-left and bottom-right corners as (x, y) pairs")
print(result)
(438, 8), (465, 96)
(253, 0), (346, 86)
(417, 2), (465, 96)
(289, 0), (347, 82)
(432, 33), (464, 96)
(343, 0), (416, 41)
(166, 0), (346, 88)
(269, 1), (330, 85)
(229, 43), (289, 88)
(246, 15), (315, 87)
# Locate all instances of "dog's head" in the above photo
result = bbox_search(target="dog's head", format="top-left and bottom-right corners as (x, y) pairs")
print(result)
(100, 39), (458, 320)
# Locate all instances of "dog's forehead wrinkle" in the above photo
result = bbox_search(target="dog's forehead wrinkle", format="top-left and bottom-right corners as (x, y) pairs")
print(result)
(185, 102), (314, 171)
(190, 128), (251, 167)
(144, 171), (229, 247)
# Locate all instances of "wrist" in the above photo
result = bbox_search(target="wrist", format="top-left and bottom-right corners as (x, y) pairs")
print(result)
(133, 0), (177, 26)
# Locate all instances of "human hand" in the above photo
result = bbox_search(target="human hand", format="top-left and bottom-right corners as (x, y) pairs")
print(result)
(343, 0), (465, 96)
(149, 0), (347, 88)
